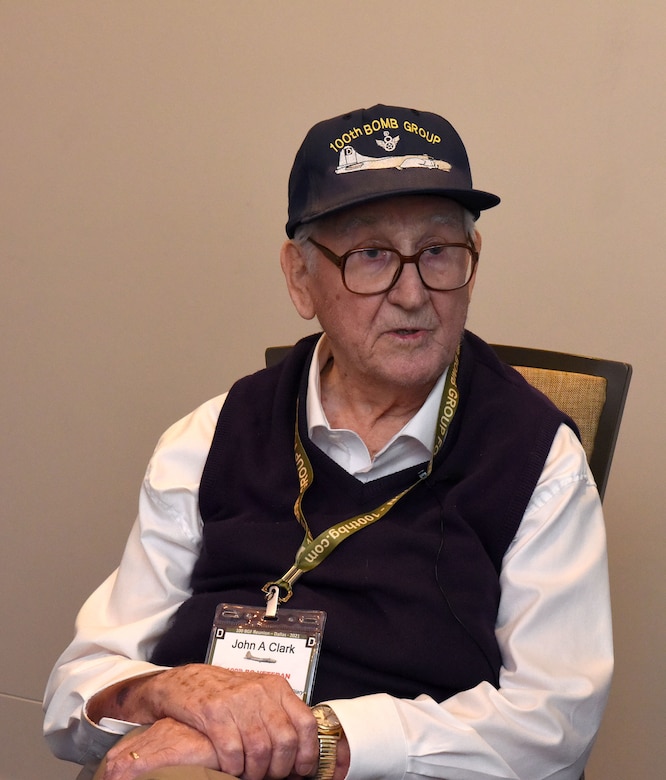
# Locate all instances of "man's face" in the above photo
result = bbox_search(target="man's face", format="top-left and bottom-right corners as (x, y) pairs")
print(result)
(284, 195), (479, 396)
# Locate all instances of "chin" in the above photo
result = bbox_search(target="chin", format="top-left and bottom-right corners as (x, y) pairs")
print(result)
(380, 355), (448, 390)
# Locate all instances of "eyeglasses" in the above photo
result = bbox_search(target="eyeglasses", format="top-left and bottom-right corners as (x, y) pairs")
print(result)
(307, 237), (478, 295)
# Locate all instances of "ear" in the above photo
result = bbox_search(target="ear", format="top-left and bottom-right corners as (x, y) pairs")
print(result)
(472, 228), (482, 255)
(467, 228), (482, 300)
(280, 240), (317, 320)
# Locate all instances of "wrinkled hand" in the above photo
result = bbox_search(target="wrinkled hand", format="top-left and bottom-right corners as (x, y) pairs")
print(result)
(101, 718), (217, 780)
(96, 664), (319, 780)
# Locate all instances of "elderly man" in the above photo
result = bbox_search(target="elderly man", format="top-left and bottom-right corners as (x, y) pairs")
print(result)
(44, 105), (612, 780)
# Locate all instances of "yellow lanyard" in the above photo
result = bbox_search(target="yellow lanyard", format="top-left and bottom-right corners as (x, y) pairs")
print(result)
(263, 348), (460, 618)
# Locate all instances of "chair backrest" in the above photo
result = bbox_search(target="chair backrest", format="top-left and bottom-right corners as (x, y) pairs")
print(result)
(264, 343), (632, 501)
(490, 345), (631, 500)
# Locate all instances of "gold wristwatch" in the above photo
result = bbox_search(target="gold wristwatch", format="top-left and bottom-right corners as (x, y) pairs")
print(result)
(311, 704), (343, 780)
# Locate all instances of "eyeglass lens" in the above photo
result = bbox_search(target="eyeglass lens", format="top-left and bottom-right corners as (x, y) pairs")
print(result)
(344, 245), (474, 294)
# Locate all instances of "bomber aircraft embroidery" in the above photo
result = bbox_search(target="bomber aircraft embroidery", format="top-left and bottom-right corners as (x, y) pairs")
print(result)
(335, 144), (452, 175)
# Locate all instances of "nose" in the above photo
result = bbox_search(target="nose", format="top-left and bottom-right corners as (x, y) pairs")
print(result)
(386, 262), (429, 309)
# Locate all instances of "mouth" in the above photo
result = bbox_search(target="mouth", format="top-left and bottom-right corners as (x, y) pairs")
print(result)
(389, 327), (429, 339)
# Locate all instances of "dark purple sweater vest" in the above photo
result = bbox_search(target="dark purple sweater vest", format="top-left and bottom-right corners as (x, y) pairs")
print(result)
(151, 331), (574, 704)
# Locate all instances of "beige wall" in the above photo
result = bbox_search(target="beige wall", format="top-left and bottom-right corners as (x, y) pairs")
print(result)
(1, 2), (664, 778)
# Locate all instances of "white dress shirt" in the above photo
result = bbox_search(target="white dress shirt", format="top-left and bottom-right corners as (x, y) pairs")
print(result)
(43, 337), (612, 778)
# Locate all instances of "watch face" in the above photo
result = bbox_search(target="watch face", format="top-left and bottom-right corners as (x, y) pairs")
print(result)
(313, 704), (341, 729)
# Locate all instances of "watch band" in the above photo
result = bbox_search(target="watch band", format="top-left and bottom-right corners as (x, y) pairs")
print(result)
(312, 704), (343, 780)
(316, 731), (338, 780)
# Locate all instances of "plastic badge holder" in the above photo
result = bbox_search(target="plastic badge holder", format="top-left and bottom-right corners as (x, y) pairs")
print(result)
(205, 603), (326, 703)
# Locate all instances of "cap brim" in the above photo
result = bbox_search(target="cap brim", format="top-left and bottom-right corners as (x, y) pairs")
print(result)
(287, 186), (500, 237)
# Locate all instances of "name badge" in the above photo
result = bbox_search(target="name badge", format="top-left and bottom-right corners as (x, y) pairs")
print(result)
(205, 603), (326, 703)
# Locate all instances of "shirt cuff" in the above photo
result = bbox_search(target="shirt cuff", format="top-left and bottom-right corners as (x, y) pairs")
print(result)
(326, 694), (407, 780)
(78, 709), (131, 762)
(78, 669), (163, 760)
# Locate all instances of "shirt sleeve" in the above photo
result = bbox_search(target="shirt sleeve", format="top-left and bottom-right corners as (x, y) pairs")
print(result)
(327, 424), (613, 780)
(42, 393), (226, 764)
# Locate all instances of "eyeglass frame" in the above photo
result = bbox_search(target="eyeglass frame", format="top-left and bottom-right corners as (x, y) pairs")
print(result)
(306, 236), (479, 295)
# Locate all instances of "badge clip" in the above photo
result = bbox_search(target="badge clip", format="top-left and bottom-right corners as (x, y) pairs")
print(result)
(262, 565), (303, 619)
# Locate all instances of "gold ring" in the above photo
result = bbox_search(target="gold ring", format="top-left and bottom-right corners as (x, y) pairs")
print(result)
(130, 751), (140, 760)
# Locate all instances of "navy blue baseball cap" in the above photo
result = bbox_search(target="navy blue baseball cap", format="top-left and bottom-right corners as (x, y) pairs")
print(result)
(286, 104), (500, 237)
